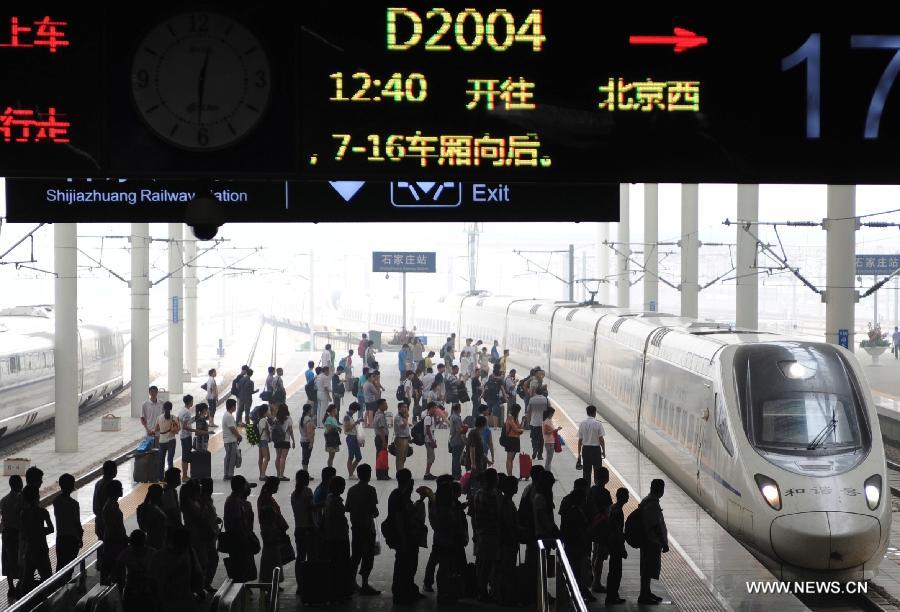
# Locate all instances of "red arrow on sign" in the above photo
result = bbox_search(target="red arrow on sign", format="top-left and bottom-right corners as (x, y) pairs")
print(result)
(629, 27), (708, 53)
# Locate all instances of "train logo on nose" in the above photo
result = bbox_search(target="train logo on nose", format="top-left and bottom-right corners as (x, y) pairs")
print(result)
(391, 181), (462, 207)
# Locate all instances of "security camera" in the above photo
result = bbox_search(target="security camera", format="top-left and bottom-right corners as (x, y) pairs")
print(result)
(385, 273), (390, 279)
(186, 193), (225, 240)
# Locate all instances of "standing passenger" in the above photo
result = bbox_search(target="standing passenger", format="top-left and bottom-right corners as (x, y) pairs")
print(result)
(299, 404), (316, 475)
(605, 488), (629, 606)
(272, 404), (295, 481)
(101, 480), (128, 585)
(346, 464), (380, 596)
(638, 479), (669, 605)
(542, 407), (562, 471)
(222, 398), (242, 480)
(578, 405), (607, 485)
(155, 401), (179, 478)
(393, 402), (412, 473)
(205, 370), (218, 421)
(140, 386), (162, 442)
(0, 475), (23, 598)
(525, 386), (548, 461)
(178, 395), (196, 482)
(52, 473), (83, 575)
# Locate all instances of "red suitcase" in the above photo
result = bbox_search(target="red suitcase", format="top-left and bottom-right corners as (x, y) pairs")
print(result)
(519, 453), (533, 480)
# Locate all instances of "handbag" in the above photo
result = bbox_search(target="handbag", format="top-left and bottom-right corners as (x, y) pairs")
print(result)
(325, 428), (341, 447)
(200, 382), (208, 391)
(259, 390), (272, 401)
(248, 531), (262, 555)
(279, 534), (296, 564)
(217, 531), (232, 554)
(553, 432), (562, 454)
(373, 519), (382, 556)
(235, 446), (243, 468)
(356, 426), (366, 447)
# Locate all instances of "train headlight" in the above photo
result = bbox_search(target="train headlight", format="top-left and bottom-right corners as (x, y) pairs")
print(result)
(865, 474), (882, 510)
(754, 474), (782, 511)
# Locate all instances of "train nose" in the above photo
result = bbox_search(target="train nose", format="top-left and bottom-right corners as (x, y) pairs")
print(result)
(771, 512), (882, 570)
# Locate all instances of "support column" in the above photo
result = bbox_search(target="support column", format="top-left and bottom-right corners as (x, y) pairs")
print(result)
(54, 223), (78, 452)
(680, 184), (700, 318)
(168, 223), (184, 394)
(130, 223), (150, 418)
(568, 244), (575, 302)
(644, 184), (658, 312)
(617, 184), (630, 308)
(184, 231), (198, 376)
(736, 185), (759, 329)
(825, 185), (857, 350)
(596, 223), (610, 304)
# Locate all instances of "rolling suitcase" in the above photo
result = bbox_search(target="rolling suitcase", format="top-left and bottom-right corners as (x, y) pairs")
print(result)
(519, 453), (533, 480)
(190, 450), (212, 479)
(132, 449), (159, 483)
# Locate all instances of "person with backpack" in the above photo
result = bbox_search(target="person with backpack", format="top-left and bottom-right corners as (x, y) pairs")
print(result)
(440, 336), (454, 369)
(605, 488), (629, 606)
(252, 404), (272, 481)
(340, 349), (354, 380)
(323, 404), (342, 469)
(343, 402), (363, 480)
(333, 365), (347, 413)
(272, 404), (295, 481)
(637, 479), (668, 604)
(483, 368), (507, 427)
(588, 467), (614, 594)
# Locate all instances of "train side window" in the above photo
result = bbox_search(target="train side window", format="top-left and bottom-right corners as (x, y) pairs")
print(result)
(9, 355), (20, 374)
(715, 392), (734, 456)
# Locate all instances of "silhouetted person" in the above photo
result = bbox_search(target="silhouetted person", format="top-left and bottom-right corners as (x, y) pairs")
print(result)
(223, 475), (258, 582)
(312, 466), (336, 539)
(136, 484), (167, 550)
(387, 469), (425, 604)
(180, 479), (210, 592)
(199, 478), (221, 592)
(533, 470), (558, 541)
(519, 463), (545, 582)
(115, 529), (157, 612)
(473, 468), (501, 602)
(638, 478), (669, 605)
(101, 480), (127, 584)
(346, 464), (380, 596)
(423, 474), (455, 594)
(258, 477), (291, 584)
(291, 470), (314, 593)
(52, 473), (83, 576)
(1, 475), (24, 597)
(322, 476), (352, 599)
(560, 478), (594, 601)
(589, 467), (613, 593)
(149, 525), (202, 608)
(17, 485), (53, 594)
(161, 467), (183, 528)
(23, 465), (43, 495)
(430, 479), (468, 604)
(605, 488), (629, 606)
(92, 460), (116, 577)
(496, 474), (520, 606)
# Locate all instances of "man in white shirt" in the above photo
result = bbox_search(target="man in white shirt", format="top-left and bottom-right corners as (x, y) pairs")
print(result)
(178, 395), (198, 481)
(205, 370), (219, 420)
(140, 386), (162, 441)
(525, 386), (549, 461)
(320, 344), (334, 369)
(423, 403), (437, 480)
(222, 398), (243, 480)
(577, 405), (607, 485)
(316, 366), (332, 427)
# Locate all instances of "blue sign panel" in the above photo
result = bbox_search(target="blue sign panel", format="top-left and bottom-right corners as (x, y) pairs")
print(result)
(373, 252), (436, 273)
(838, 329), (849, 349)
(856, 254), (900, 276)
(172, 296), (179, 324)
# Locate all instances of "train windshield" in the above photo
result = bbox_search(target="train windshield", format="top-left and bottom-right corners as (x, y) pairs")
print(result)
(734, 343), (871, 457)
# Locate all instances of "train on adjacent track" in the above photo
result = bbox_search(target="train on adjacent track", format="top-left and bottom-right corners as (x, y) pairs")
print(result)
(0, 306), (125, 440)
(305, 292), (890, 581)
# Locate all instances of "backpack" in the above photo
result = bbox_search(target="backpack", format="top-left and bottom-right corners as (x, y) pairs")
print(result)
(305, 379), (317, 401)
(396, 383), (407, 402)
(411, 419), (425, 446)
(624, 505), (645, 548)
(516, 376), (531, 400)
(333, 374), (345, 396)
(484, 377), (501, 401)
(249, 405), (264, 426)
(270, 419), (287, 444)
(338, 356), (348, 370)
(231, 374), (242, 396)
(350, 377), (360, 397)
(439, 345), (446, 358)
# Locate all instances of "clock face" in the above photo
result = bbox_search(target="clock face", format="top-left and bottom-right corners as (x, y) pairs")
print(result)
(131, 11), (271, 151)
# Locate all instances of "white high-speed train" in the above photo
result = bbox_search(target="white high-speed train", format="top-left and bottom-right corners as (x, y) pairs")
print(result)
(317, 293), (890, 581)
(0, 307), (125, 439)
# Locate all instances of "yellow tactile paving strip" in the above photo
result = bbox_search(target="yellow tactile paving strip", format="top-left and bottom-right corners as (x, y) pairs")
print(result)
(551, 398), (727, 611)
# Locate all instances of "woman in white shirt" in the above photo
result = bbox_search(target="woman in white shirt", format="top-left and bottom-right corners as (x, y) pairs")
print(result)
(256, 404), (272, 481)
(154, 401), (179, 479)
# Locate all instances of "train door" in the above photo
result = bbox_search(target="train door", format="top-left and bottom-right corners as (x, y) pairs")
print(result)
(695, 384), (713, 498)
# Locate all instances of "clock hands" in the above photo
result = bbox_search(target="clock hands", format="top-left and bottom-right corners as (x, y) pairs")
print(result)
(197, 47), (211, 124)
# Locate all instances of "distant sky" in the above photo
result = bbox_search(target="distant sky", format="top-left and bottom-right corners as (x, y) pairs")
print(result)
(2, 179), (900, 337)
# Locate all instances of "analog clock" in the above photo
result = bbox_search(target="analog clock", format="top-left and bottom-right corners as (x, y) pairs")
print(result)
(131, 11), (271, 151)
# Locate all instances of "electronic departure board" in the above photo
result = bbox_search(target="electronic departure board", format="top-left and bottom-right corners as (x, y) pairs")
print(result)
(4, 6), (900, 223)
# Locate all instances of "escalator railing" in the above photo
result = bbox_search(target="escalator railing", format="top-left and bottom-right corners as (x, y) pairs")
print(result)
(8, 541), (100, 612)
(536, 539), (588, 612)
